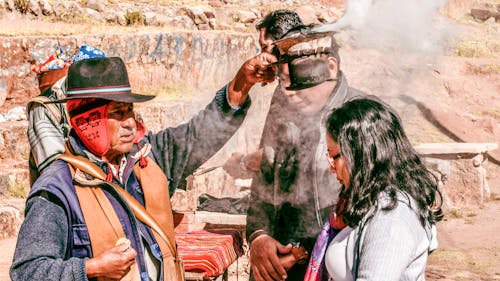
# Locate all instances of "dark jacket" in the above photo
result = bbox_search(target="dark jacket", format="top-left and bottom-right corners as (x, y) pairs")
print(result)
(10, 85), (250, 281)
(246, 73), (366, 251)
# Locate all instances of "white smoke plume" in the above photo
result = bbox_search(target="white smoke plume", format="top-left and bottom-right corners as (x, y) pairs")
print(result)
(313, 0), (455, 55)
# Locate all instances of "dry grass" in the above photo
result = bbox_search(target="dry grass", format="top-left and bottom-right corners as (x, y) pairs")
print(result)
(0, 10), (189, 36)
(465, 62), (500, 75)
(446, 208), (464, 219)
(481, 108), (500, 119)
(429, 248), (500, 274)
(456, 37), (500, 58)
(0, 13), (134, 36)
(442, 0), (500, 59)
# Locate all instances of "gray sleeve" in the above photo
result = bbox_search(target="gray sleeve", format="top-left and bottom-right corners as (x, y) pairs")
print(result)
(10, 195), (88, 281)
(246, 88), (287, 238)
(356, 210), (418, 281)
(148, 84), (250, 195)
(27, 104), (66, 171)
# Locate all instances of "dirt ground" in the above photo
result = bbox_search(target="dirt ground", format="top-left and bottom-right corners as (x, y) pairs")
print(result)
(426, 167), (500, 281)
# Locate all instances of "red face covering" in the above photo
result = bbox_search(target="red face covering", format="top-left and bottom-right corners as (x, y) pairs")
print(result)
(67, 99), (147, 157)
(68, 99), (111, 156)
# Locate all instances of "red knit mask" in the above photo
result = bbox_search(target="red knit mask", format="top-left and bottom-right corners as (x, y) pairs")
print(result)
(69, 99), (111, 156)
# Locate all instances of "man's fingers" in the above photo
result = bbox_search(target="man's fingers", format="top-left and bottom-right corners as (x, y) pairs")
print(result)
(269, 253), (287, 280)
(123, 249), (136, 261)
(256, 263), (277, 281)
(253, 266), (265, 281)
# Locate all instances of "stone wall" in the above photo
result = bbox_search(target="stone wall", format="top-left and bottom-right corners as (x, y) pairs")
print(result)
(0, 31), (260, 110)
(0, 30), (274, 209)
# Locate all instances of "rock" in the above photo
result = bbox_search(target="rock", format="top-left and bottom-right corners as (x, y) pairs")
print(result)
(4, 106), (26, 121)
(154, 13), (173, 27)
(208, 17), (216, 29)
(318, 7), (342, 23)
(232, 22), (247, 32)
(0, 206), (21, 239)
(0, 121), (29, 162)
(484, 16), (496, 25)
(4, 0), (14, 11)
(172, 15), (197, 30)
(234, 9), (258, 24)
(86, 0), (105, 12)
(208, 0), (223, 8)
(104, 10), (126, 25)
(143, 11), (157, 26)
(180, 6), (209, 25)
(471, 8), (491, 21)
(296, 5), (320, 25)
(28, 0), (42, 16)
(53, 1), (83, 17)
(39, 0), (52, 16)
(83, 7), (103, 22)
(0, 79), (6, 107)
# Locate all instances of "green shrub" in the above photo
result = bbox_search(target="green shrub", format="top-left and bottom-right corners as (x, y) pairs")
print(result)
(125, 11), (144, 26)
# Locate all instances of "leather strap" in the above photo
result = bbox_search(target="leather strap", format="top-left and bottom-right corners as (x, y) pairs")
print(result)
(69, 167), (139, 281)
(59, 151), (175, 255)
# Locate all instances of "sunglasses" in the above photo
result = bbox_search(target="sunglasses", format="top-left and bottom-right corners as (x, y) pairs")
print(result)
(325, 152), (342, 168)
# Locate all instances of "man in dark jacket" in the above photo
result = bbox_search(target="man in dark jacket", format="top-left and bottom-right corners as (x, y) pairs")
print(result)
(10, 54), (277, 281)
(245, 29), (368, 281)
(223, 9), (304, 179)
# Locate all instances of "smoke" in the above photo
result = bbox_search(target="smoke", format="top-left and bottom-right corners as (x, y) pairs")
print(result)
(357, 0), (452, 54)
(315, 0), (456, 57)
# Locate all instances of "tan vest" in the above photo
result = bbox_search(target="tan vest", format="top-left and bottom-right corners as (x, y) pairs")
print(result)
(61, 152), (184, 281)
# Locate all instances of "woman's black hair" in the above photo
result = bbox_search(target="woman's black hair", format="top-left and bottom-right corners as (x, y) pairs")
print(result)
(326, 98), (443, 227)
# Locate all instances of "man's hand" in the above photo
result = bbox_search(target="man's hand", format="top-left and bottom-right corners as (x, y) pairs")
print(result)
(228, 53), (278, 107)
(223, 150), (263, 179)
(85, 238), (137, 279)
(222, 152), (253, 179)
(250, 235), (292, 281)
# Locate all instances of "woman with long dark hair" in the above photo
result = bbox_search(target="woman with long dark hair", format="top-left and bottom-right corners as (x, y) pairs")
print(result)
(314, 98), (442, 280)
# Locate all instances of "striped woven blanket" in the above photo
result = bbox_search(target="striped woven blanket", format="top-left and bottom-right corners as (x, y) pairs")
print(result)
(176, 228), (244, 278)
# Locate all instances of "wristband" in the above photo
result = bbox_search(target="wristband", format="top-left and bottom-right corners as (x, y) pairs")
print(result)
(248, 229), (267, 244)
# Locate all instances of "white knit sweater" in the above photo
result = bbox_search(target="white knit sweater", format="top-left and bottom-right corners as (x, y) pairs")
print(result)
(325, 192), (437, 281)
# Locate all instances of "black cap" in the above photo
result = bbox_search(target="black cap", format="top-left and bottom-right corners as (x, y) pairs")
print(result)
(287, 56), (333, 90)
(274, 26), (337, 90)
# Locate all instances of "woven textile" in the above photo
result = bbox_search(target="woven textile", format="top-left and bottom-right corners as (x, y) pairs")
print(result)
(176, 229), (244, 278)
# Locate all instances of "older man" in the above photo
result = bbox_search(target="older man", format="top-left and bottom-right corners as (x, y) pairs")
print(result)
(10, 54), (276, 281)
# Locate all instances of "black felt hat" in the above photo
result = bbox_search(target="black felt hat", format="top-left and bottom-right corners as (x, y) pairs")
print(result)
(56, 57), (155, 103)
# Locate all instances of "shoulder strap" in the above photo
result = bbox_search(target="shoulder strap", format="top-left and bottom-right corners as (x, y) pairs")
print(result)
(27, 95), (63, 123)
(58, 151), (175, 254)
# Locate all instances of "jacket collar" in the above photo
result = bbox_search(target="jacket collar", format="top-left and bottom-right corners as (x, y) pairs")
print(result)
(322, 71), (350, 115)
